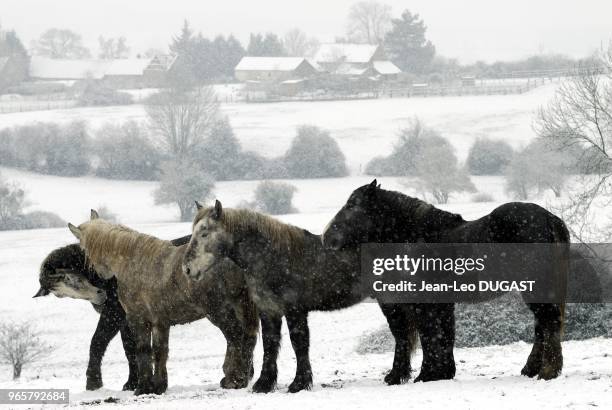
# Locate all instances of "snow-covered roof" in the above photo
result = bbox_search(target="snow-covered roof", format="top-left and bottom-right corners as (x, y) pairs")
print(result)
(235, 57), (308, 72)
(314, 43), (380, 64)
(29, 57), (155, 80)
(30, 57), (107, 79)
(373, 60), (401, 75)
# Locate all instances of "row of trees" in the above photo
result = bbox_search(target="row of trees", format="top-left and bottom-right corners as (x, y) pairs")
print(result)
(29, 28), (131, 59)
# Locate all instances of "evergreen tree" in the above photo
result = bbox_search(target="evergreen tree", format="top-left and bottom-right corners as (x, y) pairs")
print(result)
(384, 10), (435, 74)
(247, 33), (285, 56)
(0, 30), (27, 57)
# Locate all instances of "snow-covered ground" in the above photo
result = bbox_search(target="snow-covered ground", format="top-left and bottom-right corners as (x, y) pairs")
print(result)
(1, 87), (611, 408)
(0, 170), (611, 409)
(0, 84), (557, 174)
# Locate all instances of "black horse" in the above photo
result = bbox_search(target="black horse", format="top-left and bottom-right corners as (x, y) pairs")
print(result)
(33, 235), (191, 391)
(323, 180), (570, 381)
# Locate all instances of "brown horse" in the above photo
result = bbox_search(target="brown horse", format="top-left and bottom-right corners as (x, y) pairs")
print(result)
(68, 211), (258, 395)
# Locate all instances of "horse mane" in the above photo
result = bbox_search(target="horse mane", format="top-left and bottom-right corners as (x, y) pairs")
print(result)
(80, 219), (174, 275)
(377, 189), (464, 233)
(194, 207), (305, 254)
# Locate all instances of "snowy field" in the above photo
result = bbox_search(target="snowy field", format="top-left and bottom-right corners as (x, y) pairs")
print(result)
(0, 169), (611, 409)
(0, 84), (557, 174)
(1, 88), (611, 408)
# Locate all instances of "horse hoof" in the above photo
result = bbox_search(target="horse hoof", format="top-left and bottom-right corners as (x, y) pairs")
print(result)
(537, 366), (561, 380)
(122, 380), (138, 391)
(252, 377), (276, 393)
(221, 376), (247, 389)
(384, 369), (410, 385)
(414, 370), (454, 383)
(86, 377), (103, 391)
(134, 384), (155, 396)
(288, 375), (313, 393)
(521, 365), (539, 378)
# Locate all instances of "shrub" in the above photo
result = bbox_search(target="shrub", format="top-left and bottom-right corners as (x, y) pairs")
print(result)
(505, 138), (572, 199)
(414, 140), (476, 204)
(0, 175), (25, 230)
(77, 81), (133, 106)
(356, 297), (612, 354)
(365, 120), (447, 176)
(283, 126), (348, 178)
(94, 121), (160, 180)
(44, 121), (90, 176)
(5, 122), (91, 176)
(254, 181), (297, 215)
(154, 159), (215, 222)
(466, 138), (514, 175)
(195, 118), (245, 180)
(19, 211), (66, 229)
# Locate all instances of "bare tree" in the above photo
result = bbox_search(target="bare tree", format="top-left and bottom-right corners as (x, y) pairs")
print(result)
(536, 45), (612, 242)
(145, 87), (219, 160)
(0, 322), (52, 379)
(98, 36), (130, 59)
(31, 28), (91, 59)
(347, 1), (392, 45)
(282, 29), (319, 57)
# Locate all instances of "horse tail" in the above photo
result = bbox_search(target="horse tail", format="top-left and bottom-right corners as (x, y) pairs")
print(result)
(550, 212), (570, 338)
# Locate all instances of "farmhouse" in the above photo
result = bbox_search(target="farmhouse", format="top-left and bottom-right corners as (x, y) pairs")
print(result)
(29, 56), (176, 88)
(314, 43), (400, 80)
(234, 57), (318, 83)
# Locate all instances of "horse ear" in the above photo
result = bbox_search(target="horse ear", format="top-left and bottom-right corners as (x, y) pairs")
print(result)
(195, 201), (203, 210)
(368, 179), (378, 190)
(212, 200), (223, 220)
(68, 223), (82, 240)
(90, 209), (99, 220)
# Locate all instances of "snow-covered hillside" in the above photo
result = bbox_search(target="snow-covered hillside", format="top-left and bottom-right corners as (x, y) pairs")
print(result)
(0, 85), (558, 174)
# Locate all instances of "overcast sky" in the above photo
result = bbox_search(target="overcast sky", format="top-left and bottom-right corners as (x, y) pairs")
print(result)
(1, 0), (611, 63)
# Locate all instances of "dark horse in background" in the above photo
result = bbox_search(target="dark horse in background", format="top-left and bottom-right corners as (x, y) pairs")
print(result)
(33, 236), (191, 391)
(323, 180), (570, 381)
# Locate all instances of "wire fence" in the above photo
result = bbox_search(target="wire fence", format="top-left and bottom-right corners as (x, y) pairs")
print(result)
(0, 100), (78, 114)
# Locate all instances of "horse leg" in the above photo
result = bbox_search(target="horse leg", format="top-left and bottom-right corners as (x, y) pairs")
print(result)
(252, 312), (282, 393)
(522, 303), (545, 377)
(526, 303), (564, 379)
(414, 303), (456, 382)
(85, 303), (122, 390)
(119, 322), (139, 391)
(151, 324), (170, 394)
(285, 309), (313, 393)
(129, 318), (154, 395)
(378, 303), (417, 385)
